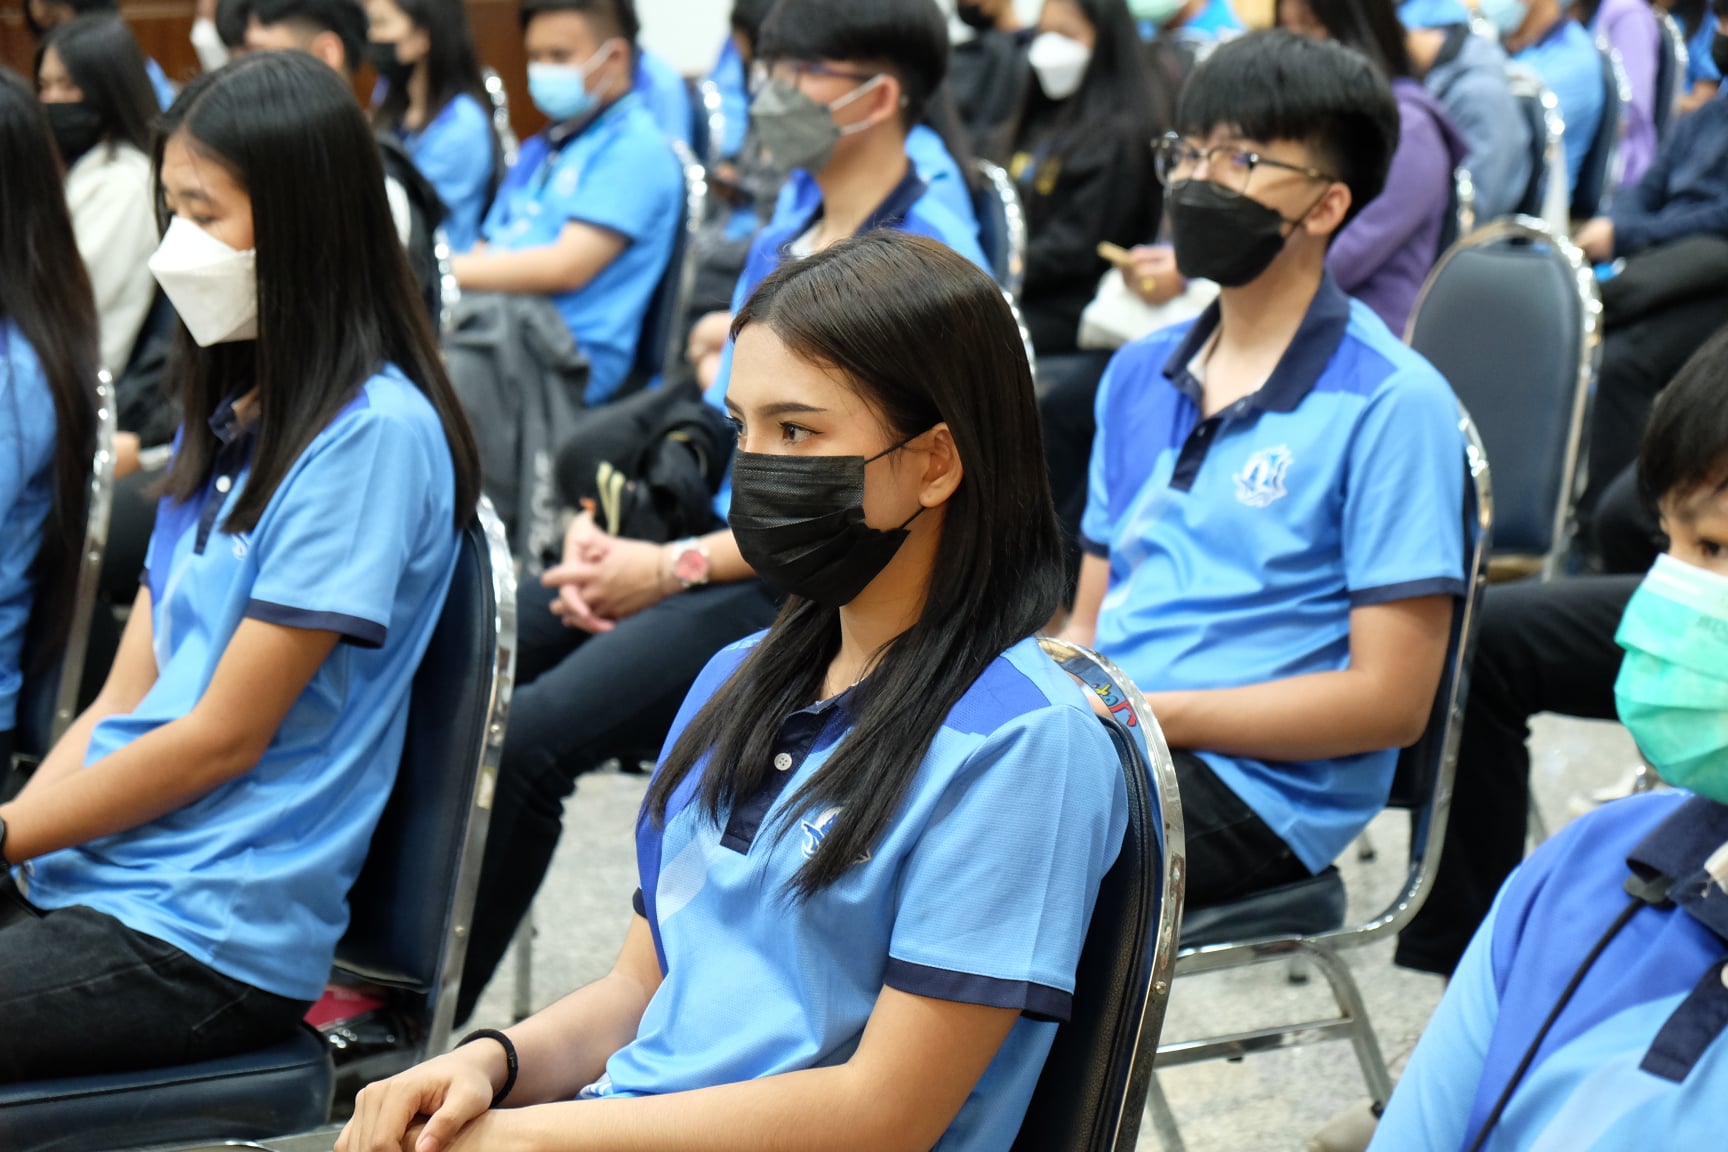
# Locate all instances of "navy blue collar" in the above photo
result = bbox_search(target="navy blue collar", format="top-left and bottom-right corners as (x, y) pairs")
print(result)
(785, 165), (929, 256)
(1628, 796), (1728, 945)
(1161, 271), (1353, 415)
(207, 392), (253, 446)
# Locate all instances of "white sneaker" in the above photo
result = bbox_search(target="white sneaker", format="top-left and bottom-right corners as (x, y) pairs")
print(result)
(1306, 1104), (1379, 1152)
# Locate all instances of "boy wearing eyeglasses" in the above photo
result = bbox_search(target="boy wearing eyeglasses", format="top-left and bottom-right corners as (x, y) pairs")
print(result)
(1064, 30), (1466, 909)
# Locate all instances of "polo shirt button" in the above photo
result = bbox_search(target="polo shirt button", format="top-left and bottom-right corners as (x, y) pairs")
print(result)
(215, 475), (232, 493)
(774, 753), (793, 772)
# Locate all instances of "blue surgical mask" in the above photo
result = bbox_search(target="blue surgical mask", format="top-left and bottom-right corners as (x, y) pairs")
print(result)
(1614, 554), (1728, 803)
(1476, 0), (1529, 39)
(527, 40), (617, 123)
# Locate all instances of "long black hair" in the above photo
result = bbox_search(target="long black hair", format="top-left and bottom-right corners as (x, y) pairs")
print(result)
(1001, 0), (1157, 154)
(35, 15), (158, 156)
(1279, 0), (1414, 79)
(372, 0), (492, 134)
(155, 52), (479, 532)
(0, 69), (99, 657)
(645, 231), (1066, 897)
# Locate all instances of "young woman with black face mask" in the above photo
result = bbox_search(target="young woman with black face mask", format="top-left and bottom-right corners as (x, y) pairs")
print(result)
(365, 0), (498, 252)
(0, 51), (481, 1083)
(342, 227), (1127, 1152)
(35, 15), (160, 377)
(0, 70), (100, 784)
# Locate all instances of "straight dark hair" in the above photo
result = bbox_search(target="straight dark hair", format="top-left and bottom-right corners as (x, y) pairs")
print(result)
(156, 52), (479, 532)
(248, 0), (369, 72)
(1640, 322), (1728, 511)
(1278, 0), (1414, 79)
(1002, 0), (1157, 154)
(519, 0), (641, 44)
(372, 0), (493, 133)
(1178, 30), (1399, 227)
(756, 0), (950, 129)
(0, 69), (99, 658)
(645, 231), (1066, 897)
(36, 15), (158, 156)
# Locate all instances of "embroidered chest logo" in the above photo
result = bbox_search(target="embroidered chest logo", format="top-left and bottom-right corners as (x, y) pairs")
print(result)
(800, 807), (871, 864)
(1234, 444), (1294, 508)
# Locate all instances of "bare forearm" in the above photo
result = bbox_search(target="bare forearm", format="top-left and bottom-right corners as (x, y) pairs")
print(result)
(1152, 670), (1427, 761)
(501, 971), (656, 1105)
(698, 529), (755, 585)
(18, 701), (112, 797)
(453, 248), (592, 296)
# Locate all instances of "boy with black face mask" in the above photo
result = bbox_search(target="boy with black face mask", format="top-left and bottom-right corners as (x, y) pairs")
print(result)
(1064, 31), (1467, 910)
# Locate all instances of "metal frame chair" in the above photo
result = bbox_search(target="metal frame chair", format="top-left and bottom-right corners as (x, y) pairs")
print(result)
(1655, 11), (1689, 146)
(433, 226), (460, 339)
(1012, 639), (1185, 1152)
(1406, 216), (1600, 580)
(659, 139), (709, 380)
(1438, 165), (1477, 257)
(0, 500), (517, 1152)
(969, 158), (1038, 380)
(1573, 42), (1631, 221)
(694, 77), (727, 168)
(481, 67), (519, 170)
(1507, 66), (1569, 233)
(1144, 415), (1493, 1151)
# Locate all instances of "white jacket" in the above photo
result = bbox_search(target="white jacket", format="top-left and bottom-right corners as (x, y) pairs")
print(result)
(66, 142), (157, 376)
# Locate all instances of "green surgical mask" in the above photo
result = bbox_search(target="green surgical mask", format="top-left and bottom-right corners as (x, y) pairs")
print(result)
(1130, 0), (1188, 25)
(1614, 554), (1728, 801)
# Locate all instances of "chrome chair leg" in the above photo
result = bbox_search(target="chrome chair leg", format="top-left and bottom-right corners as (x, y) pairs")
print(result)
(1306, 944), (1394, 1108)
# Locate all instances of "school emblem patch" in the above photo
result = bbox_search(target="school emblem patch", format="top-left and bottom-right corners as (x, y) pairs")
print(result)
(801, 807), (843, 859)
(1234, 445), (1294, 508)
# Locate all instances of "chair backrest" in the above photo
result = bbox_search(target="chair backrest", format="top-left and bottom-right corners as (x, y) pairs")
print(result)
(1367, 413), (1492, 938)
(1012, 639), (1184, 1152)
(971, 158), (1027, 300)
(433, 226), (460, 339)
(1507, 68), (1564, 219)
(1654, 11), (1688, 145)
(481, 67), (519, 170)
(1437, 166), (1475, 257)
(1405, 216), (1599, 570)
(334, 498), (516, 1057)
(632, 140), (707, 384)
(691, 77), (726, 168)
(1572, 45), (1629, 220)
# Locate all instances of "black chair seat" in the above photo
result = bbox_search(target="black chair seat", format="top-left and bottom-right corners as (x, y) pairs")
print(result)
(0, 1025), (333, 1152)
(1179, 866), (1346, 950)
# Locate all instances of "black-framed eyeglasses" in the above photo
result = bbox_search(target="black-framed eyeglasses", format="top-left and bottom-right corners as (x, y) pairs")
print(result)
(1152, 133), (1337, 196)
(748, 58), (879, 96)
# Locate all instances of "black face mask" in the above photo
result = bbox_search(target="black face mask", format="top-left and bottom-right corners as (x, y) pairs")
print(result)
(1168, 178), (1318, 288)
(44, 101), (103, 168)
(1713, 31), (1728, 80)
(368, 41), (415, 90)
(728, 440), (926, 609)
(957, 2), (996, 30)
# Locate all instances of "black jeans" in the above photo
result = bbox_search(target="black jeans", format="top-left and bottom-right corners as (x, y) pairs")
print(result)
(0, 881), (309, 1083)
(456, 578), (782, 1022)
(1582, 296), (1728, 517)
(1394, 575), (1638, 976)
(1176, 751), (1311, 908)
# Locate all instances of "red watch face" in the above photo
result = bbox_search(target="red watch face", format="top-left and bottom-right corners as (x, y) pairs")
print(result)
(674, 547), (708, 585)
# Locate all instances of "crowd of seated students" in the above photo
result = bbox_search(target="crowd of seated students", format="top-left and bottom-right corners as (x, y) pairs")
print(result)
(4, 0), (1728, 1146)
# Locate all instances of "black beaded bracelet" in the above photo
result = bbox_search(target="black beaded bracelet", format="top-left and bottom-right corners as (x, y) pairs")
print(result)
(457, 1028), (519, 1108)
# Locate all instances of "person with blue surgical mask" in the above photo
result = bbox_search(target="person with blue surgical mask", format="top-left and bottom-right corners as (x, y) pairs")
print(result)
(456, 0), (681, 406)
(1479, 0), (1604, 197)
(1372, 325), (1728, 1152)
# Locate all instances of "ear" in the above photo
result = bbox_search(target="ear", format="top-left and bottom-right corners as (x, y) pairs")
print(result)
(864, 72), (906, 131)
(1301, 181), (1354, 240)
(916, 423), (964, 509)
(310, 30), (348, 73)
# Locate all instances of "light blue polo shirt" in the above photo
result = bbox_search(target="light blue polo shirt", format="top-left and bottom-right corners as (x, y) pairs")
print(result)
(1141, 0), (1243, 40)
(1515, 19), (1606, 192)
(1374, 792), (1728, 1151)
(635, 49), (693, 147)
(708, 36), (748, 159)
(145, 56), (175, 110)
(0, 322), (58, 732)
(403, 92), (495, 253)
(1081, 275), (1465, 872)
(1688, 6), (1720, 89)
(773, 124), (984, 246)
(702, 166), (989, 516)
(594, 634), (1127, 1149)
(20, 366), (461, 1001)
(481, 92), (682, 405)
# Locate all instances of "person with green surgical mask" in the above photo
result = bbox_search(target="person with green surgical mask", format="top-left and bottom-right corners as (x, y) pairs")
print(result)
(1370, 326), (1728, 1152)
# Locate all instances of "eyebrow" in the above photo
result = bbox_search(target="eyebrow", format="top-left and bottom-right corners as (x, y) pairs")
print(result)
(165, 186), (215, 205)
(721, 399), (830, 418)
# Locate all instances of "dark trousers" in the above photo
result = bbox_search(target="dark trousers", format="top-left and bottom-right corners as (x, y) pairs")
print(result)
(0, 881), (309, 1083)
(1395, 575), (1638, 976)
(1582, 295), (1728, 516)
(456, 578), (782, 1022)
(1176, 751), (1311, 908)
(1591, 462), (1664, 576)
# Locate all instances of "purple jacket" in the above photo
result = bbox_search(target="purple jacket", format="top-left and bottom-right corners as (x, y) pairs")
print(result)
(1328, 78), (1468, 337)
(1592, 0), (1661, 190)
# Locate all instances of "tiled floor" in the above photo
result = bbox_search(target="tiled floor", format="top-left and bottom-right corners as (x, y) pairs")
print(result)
(467, 714), (1646, 1151)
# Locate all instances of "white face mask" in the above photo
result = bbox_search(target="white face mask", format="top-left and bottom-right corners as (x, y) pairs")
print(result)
(1028, 30), (1091, 101)
(148, 216), (259, 347)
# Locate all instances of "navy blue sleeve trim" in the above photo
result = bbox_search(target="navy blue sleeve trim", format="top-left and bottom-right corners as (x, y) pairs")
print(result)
(884, 957), (1073, 1023)
(631, 888), (646, 917)
(1080, 534), (1110, 559)
(245, 599), (388, 649)
(1348, 576), (1467, 608)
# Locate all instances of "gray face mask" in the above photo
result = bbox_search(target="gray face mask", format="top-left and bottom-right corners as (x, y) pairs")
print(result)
(749, 74), (884, 176)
